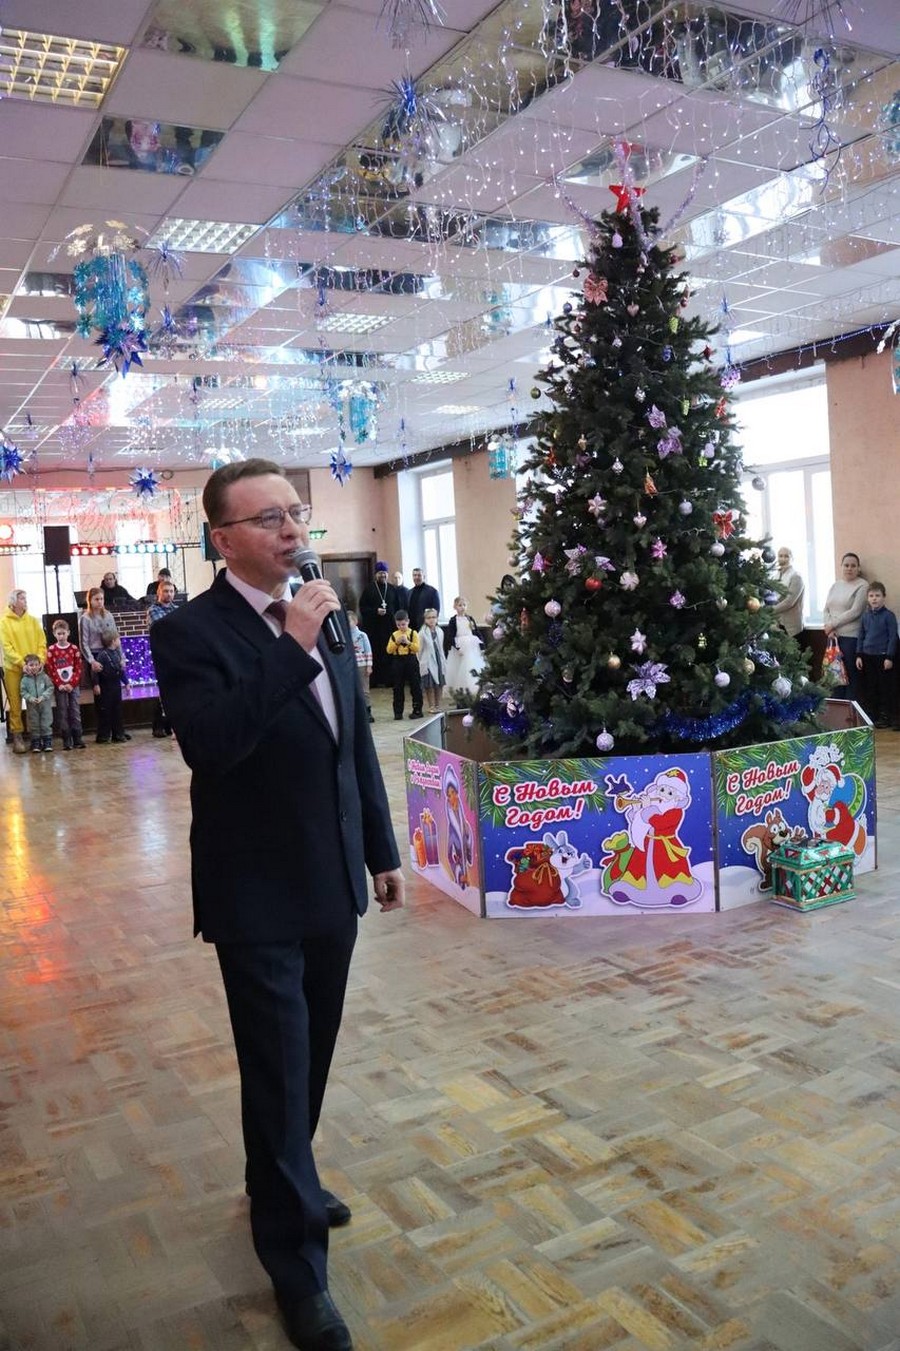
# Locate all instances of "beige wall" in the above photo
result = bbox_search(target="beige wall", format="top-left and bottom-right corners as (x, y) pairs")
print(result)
(452, 451), (518, 622)
(827, 349), (900, 598)
(310, 465), (390, 558)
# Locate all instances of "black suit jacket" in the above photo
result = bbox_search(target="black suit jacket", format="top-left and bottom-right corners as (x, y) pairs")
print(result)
(407, 583), (440, 631)
(150, 571), (400, 944)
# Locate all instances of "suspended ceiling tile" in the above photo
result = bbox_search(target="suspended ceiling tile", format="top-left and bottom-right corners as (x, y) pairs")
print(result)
(648, 160), (771, 225)
(236, 74), (379, 143)
(104, 50), (267, 128)
(0, 239), (39, 269)
(0, 158), (73, 206)
(37, 206), (165, 248)
(0, 102), (97, 164)
(416, 159), (546, 213)
(171, 179), (291, 225)
(328, 236), (442, 271)
(59, 165), (187, 215)
(637, 91), (786, 163)
(199, 132), (342, 189)
(526, 63), (684, 138)
(278, 5), (463, 85)
(0, 0), (151, 45)
(0, 203), (54, 240)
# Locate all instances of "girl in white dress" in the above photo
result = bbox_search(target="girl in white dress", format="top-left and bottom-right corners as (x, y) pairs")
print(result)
(444, 597), (485, 697)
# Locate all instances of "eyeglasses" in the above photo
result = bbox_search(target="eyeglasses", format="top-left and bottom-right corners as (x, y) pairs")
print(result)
(219, 504), (312, 530)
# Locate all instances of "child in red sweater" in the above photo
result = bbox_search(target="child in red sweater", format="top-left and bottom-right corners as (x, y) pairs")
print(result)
(46, 618), (86, 749)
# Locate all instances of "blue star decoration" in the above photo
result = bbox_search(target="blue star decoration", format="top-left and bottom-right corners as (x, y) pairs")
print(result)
(0, 443), (24, 482)
(95, 322), (147, 375)
(129, 466), (159, 498)
(330, 447), (353, 486)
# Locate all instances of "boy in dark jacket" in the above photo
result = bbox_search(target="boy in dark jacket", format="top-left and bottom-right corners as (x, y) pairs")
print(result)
(855, 582), (897, 728)
(93, 633), (131, 743)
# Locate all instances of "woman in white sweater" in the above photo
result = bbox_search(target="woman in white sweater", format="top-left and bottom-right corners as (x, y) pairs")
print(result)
(771, 547), (805, 637)
(823, 551), (868, 701)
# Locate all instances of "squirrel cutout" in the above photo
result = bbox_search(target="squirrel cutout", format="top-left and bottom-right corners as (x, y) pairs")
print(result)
(741, 809), (806, 891)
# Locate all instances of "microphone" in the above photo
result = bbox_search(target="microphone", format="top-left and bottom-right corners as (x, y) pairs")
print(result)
(291, 547), (346, 653)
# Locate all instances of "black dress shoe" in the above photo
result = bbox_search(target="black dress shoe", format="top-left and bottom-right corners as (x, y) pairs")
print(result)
(276, 1291), (352, 1350)
(322, 1189), (352, 1227)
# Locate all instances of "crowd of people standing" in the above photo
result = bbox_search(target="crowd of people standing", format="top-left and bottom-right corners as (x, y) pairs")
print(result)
(1, 574), (181, 752)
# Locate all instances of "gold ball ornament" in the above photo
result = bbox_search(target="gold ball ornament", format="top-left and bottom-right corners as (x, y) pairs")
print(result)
(746, 596), (761, 613)
(743, 658), (756, 673)
(607, 653), (621, 670)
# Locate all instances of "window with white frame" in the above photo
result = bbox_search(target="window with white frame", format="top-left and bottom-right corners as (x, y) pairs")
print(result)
(114, 521), (153, 599)
(734, 371), (831, 624)
(419, 466), (457, 620)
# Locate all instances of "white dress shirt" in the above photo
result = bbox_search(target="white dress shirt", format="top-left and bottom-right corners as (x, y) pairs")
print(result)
(225, 571), (338, 738)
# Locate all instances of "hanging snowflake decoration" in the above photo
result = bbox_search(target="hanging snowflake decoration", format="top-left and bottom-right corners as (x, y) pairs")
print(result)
(381, 75), (445, 142)
(348, 383), (380, 444)
(0, 442), (24, 482)
(145, 240), (184, 292)
(129, 466), (159, 498)
(331, 446), (353, 486)
(774, 0), (858, 38)
(96, 322), (148, 375)
(378, 0), (445, 48)
(70, 224), (151, 376)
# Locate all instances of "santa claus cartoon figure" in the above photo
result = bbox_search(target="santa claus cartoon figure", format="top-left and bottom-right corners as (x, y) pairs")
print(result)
(600, 766), (703, 908)
(800, 744), (867, 856)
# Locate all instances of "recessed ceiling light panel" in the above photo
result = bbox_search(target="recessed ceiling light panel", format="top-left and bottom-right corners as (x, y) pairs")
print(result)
(410, 370), (468, 385)
(318, 313), (391, 335)
(0, 28), (125, 107)
(148, 219), (259, 253)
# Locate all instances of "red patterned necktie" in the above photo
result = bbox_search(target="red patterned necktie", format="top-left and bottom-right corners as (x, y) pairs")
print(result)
(266, 599), (326, 711)
(265, 600), (289, 629)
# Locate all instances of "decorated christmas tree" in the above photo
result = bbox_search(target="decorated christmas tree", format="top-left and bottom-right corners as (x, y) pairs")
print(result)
(473, 193), (825, 759)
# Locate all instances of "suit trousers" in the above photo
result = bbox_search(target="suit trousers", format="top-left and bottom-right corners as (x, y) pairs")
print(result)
(216, 920), (357, 1300)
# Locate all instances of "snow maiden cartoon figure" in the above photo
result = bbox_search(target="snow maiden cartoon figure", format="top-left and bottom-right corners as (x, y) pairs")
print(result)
(800, 742), (867, 857)
(600, 766), (704, 908)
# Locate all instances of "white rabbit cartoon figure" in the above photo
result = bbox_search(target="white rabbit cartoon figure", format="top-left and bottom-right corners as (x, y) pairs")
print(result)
(543, 830), (592, 909)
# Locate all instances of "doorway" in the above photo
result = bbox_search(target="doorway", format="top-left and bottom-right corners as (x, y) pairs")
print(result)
(321, 553), (376, 612)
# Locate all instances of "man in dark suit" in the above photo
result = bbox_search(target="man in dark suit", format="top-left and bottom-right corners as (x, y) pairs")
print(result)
(150, 459), (403, 1351)
(406, 567), (441, 632)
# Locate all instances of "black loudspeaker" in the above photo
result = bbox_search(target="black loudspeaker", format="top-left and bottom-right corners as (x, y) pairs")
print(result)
(43, 525), (71, 566)
(200, 521), (222, 562)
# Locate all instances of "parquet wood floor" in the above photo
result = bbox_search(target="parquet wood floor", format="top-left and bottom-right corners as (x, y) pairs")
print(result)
(1, 695), (898, 1350)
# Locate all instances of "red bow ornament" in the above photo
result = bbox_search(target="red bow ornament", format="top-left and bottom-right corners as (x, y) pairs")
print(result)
(583, 274), (608, 305)
(713, 509), (736, 540)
